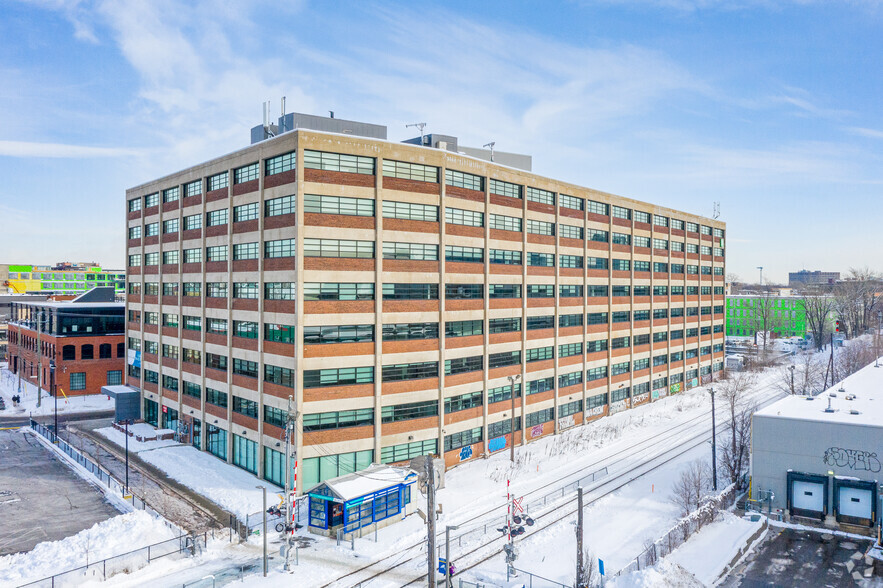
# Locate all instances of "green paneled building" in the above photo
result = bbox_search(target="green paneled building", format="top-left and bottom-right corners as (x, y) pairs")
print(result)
(726, 295), (806, 338)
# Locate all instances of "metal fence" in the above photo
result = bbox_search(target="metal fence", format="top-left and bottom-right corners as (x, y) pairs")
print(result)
(512, 567), (571, 588)
(29, 419), (184, 536)
(17, 533), (202, 588)
(235, 496), (308, 539)
(612, 483), (738, 579)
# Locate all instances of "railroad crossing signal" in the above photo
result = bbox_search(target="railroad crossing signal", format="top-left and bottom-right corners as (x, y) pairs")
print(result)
(513, 496), (524, 513)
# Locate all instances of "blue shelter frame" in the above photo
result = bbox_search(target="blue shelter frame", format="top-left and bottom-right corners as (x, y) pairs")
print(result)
(308, 474), (414, 533)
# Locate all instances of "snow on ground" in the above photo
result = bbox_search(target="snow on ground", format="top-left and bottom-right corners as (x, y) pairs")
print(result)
(666, 512), (764, 585)
(96, 425), (179, 452)
(132, 444), (281, 518)
(0, 511), (178, 586)
(0, 368), (114, 416)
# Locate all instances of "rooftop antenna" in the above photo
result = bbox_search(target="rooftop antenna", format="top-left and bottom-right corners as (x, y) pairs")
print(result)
(713, 201), (720, 219)
(329, 110), (335, 119)
(757, 266), (763, 286)
(484, 141), (496, 162)
(263, 100), (276, 138)
(406, 122), (427, 147)
(280, 96), (286, 132)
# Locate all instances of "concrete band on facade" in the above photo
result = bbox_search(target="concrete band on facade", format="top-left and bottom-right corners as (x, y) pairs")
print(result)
(123, 127), (727, 492)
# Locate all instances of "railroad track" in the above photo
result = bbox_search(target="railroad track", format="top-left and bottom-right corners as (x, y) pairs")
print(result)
(321, 379), (784, 588)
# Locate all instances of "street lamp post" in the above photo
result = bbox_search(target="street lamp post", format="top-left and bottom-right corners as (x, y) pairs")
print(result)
(445, 524), (460, 587)
(709, 386), (718, 492)
(124, 419), (130, 493)
(507, 374), (521, 463)
(49, 359), (57, 443)
(256, 485), (267, 576)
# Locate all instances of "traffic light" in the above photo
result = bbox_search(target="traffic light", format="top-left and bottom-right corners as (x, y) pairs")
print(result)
(835, 320), (841, 333)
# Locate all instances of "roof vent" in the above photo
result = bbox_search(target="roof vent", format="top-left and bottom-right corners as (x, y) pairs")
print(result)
(845, 394), (856, 401)
(824, 397), (836, 413)
(829, 393), (837, 398)
(849, 409), (861, 415)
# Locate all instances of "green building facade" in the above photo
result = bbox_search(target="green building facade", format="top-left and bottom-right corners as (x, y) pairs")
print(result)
(5, 264), (125, 296)
(725, 295), (806, 338)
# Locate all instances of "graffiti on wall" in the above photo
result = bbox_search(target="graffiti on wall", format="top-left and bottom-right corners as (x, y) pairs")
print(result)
(823, 447), (881, 473)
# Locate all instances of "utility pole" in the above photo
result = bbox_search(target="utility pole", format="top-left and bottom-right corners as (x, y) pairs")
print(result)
(283, 395), (298, 571)
(576, 486), (584, 587)
(36, 309), (43, 408)
(51, 359), (58, 442)
(507, 374), (521, 463)
(256, 485), (267, 576)
(425, 455), (437, 587)
(710, 388), (718, 491)
(445, 524), (459, 587)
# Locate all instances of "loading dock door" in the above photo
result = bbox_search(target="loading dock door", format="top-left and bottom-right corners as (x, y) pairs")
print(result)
(792, 480), (824, 512)
(834, 478), (876, 526)
(787, 471), (828, 520)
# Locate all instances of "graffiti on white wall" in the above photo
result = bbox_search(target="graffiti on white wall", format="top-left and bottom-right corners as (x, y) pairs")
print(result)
(823, 447), (881, 473)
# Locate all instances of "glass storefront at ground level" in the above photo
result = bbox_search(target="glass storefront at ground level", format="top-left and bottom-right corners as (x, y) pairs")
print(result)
(232, 434), (257, 474)
(143, 398), (158, 427)
(206, 425), (227, 460)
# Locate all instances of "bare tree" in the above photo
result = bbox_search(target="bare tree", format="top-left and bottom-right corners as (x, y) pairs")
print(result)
(719, 402), (754, 488)
(800, 289), (835, 351)
(834, 268), (882, 339)
(750, 292), (782, 353)
(836, 338), (873, 380)
(670, 459), (713, 517)
(576, 547), (597, 588)
(776, 353), (825, 396)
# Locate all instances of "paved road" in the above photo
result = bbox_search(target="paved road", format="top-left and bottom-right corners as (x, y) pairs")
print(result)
(0, 429), (120, 556)
(0, 410), (115, 428)
(722, 526), (879, 587)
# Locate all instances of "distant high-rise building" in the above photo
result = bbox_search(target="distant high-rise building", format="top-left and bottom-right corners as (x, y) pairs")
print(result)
(788, 270), (839, 288)
(2, 263), (126, 296)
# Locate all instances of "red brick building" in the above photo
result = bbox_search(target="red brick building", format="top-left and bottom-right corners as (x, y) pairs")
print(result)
(7, 288), (125, 397)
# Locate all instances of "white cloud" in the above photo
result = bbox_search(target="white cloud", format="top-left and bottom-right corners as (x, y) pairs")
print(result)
(0, 139), (138, 158)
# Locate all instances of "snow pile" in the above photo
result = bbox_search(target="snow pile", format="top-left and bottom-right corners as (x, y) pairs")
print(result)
(667, 512), (764, 584)
(96, 425), (179, 452)
(137, 445), (281, 518)
(609, 560), (703, 587)
(0, 368), (114, 416)
(0, 511), (177, 585)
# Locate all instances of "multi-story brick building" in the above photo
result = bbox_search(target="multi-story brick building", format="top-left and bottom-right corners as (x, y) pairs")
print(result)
(123, 114), (726, 492)
(7, 288), (125, 396)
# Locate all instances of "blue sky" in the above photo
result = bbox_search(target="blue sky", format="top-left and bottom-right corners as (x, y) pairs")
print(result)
(1, 0), (881, 283)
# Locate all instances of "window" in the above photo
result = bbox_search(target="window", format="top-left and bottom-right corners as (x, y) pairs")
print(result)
(587, 200), (608, 215)
(128, 198), (142, 212)
(233, 162), (259, 184)
(144, 193), (159, 207)
(671, 264), (684, 275)
(303, 408), (374, 431)
(233, 282), (259, 299)
(634, 211), (651, 224)
(612, 311), (631, 323)
(634, 236), (650, 248)
(444, 427), (483, 452)
(559, 284), (583, 297)
(587, 257), (608, 270)
(633, 358), (650, 371)
(304, 282), (374, 301)
(382, 160), (438, 182)
(527, 284), (554, 298)
(634, 260), (650, 272)
(304, 150), (374, 174)
(144, 222), (159, 237)
(162, 375), (179, 392)
(445, 245), (483, 263)
(587, 285), (608, 297)
(143, 369), (158, 384)
(128, 226), (142, 239)
(612, 285), (630, 297)
(559, 194), (584, 210)
(527, 219), (555, 236)
(144, 282), (159, 296)
(184, 179), (201, 197)
(265, 282), (295, 300)
(559, 313), (582, 328)
(382, 283), (438, 300)
(206, 317), (227, 334)
(233, 242), (259, 260)
(183, 248), (202, 263)
(265, 194), (295, 217)
(445, 207), (484, 227)
(490, 249), (522, 265)
(611, 259), (630, 271)
(526, 315), (554, 330)
(233, 358), (259, 378)
(670, 218), (684, 230)
(686, 221), (699, 233)
(265, 364), (295, 388)
(304, 238), (373, 258)
(143, 312), (158, 326)
(445, 391), (483, 414)
(205, 353), (227, 371)
(526, 187), (555, 205)
(233, 320), (259, 339)
(303, 324), (372, 344)
(527, 377), (554, 395)
(611, 336), (630, 350)
(382, 400), (438, 422)
(265, 239), (296, 258)
(444, 355), (483, 375)
(206, 387), (227, 407)
(383, 242), (438, 261)
(528, 252), (554, 267)
(70, 372), (86, 390)
(612, 206), (631, 220)
(559, 342), (583, 357)
(488, 351), (521, 368)
(489, 317), (521, 333)
(80, 344), (94, 360)
(207, 172), (228, 191)
(559, 224), (583, 240)
(587, 229), (609, 242)
(143, 252), (159, 266)
(183, 282), (201, 297)
(206, 245), (227, 262)
(526, 346), (554, 362)
(233, 202), (259, 222)
(382, 200), (438, 222)
(262, 151), (296, 177)
(163, 313), (179, 327)
(304, 194), (374, 216)
(382, 361), (438, 382)
(526, 408), (554, 427)
(183, 316), (201, 331)
(488, 284), (521, 298)
(107, 370), (122, 385)
(162, 250), (179, 265)
(489, 179), (522, 199)
(303, 367), (374, 388)
(381, 439), (438, 464)
(206, 208), (228, 226)
(383, 322), (439, 341)
(652, 238), (668, 250)
(206, 282), (227, 298)
(671, 241), (684, 252)
(445, 319), (483, 338)
(611, 361), (630, 376)
(560, 255), (583, 268)
(446, 169), (484, 191)
(161, 344), (179, 359)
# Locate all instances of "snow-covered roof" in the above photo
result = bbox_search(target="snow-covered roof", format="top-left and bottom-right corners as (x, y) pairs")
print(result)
(755, 357), (883, 428)
(307, 464), (417, 501)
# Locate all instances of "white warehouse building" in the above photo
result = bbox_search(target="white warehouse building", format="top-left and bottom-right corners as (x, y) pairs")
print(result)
(751, 359), (883, 533)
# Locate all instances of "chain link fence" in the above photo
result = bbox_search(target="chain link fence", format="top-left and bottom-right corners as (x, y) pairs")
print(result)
(613, 483), (738, 578)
